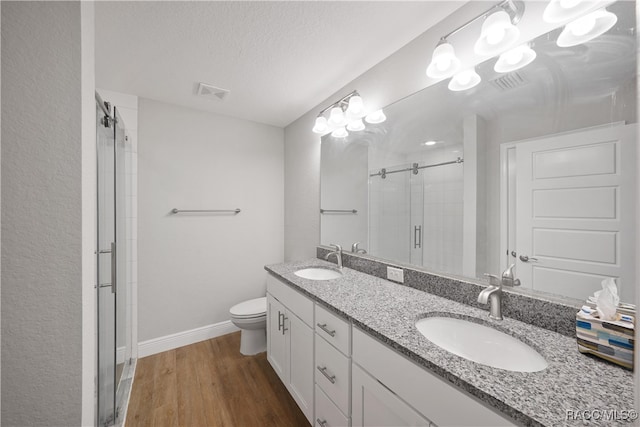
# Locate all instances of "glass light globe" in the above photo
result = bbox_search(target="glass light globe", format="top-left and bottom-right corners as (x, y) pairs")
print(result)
(328, 107), (347, 127)
(365, 109), (386, 124)
(331, 126), (348, 138)
(346, 96), (364, 116)
(347, 119), (365, 132)
(312, 116), (329, 134)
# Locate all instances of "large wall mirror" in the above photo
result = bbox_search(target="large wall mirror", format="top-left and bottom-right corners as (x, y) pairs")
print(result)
(320, 0), (637, 303)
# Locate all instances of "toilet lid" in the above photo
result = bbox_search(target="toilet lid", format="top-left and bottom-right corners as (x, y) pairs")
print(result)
(230, 297), (267, 318)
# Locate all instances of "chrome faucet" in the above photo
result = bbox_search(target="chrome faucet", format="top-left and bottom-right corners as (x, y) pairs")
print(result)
(325, 244), (343, 269)
(478, 264), (521, 320)
(351, 242), (367, 254)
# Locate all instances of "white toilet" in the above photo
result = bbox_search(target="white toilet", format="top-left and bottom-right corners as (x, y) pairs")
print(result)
(229, 296), (267, 355)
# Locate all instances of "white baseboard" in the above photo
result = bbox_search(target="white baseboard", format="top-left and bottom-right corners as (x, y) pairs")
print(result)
(138, 320), (240, 358)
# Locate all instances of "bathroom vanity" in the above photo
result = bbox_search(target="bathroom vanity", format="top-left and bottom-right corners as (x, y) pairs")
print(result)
(265, 259), (634, 427)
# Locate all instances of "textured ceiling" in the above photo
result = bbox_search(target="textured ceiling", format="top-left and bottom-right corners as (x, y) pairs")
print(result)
(95, 1), (461, 127)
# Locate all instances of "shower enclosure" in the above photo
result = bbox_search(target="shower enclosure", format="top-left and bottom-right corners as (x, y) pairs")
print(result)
(369, 155), (464, 274)
(96, 93), (134, 426)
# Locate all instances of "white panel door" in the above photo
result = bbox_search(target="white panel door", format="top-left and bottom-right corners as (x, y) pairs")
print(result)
(515, 124), (636, 301)
(352, 364), (431, 427)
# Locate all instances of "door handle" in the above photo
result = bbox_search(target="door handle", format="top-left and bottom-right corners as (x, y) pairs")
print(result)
(519, 255), (538, 263)
(281, 315), (288, 335)
(414, 225), (422, 249)
(110, 242), (116, 294)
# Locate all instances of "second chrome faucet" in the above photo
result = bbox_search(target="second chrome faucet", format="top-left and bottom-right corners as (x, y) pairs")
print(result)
(478, 264), (521, 320)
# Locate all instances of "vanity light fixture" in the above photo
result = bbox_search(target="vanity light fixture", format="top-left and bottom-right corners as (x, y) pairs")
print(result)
(312, 116), (329, 134)
(347, 119), (366, 132)
(474, 9), (521, 56)
(365, 109), (387, 124)
(331, 126), (349, 138)
(346, 95), (365, 117)
(328, 107), (348, 127)
(494, 43), (537, 73)
(543, 0), (597, 24)
(426, 40), (461, 79)
(448, 68), (482, 91)
(556, 7), (617, 47)
(312, 90), (370, 137)
(425, 0), (525, 81)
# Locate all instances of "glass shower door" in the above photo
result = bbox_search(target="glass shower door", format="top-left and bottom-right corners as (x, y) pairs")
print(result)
(96, 101), (128, 426)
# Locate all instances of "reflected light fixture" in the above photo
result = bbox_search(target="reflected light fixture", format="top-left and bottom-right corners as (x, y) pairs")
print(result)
(448, 68), (481, 91)
(426, 40), (461, 79)
(494, 43), (536, 73)
(474, 10), (521, 56)
(312, 90), (373, 137)
(331, 126), (348, 138)
(543, 0), (597, 24)
(365, 109), (386, 124)
(347, 119), (365, 132)
(423, 140), (437, 146)
(556, 7), (617, 47)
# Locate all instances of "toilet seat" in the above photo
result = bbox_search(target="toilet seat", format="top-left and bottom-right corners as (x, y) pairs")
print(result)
(230, 297), (266, 319)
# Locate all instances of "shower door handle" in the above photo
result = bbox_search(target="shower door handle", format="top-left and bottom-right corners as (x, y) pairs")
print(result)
(414, 225), (422, 249)
(110, 242), (116, 294)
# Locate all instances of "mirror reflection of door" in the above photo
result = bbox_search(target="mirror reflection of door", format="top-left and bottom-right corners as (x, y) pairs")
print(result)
(501, 123), (636, 302)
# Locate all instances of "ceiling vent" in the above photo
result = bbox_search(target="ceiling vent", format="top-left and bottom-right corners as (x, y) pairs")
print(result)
(196, 82), (230, 101)
(489, 72), (528, 91)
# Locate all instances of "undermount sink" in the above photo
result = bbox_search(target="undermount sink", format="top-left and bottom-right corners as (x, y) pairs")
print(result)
(415, 316), (548, 372)
(294, 267), (343, 281)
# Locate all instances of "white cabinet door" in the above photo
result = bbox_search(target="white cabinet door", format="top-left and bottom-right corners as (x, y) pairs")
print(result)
(267, 289), (314, 424)
(288, 312), (314, 423)
(352, 364), (430, 427)
(267, 294), (287, 382)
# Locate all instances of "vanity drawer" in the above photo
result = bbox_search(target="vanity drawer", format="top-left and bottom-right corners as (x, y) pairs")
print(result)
(315, 303), (350, 355)
(267, 273), (313, 327)
(315, 385), (350, 427)
(315, 334), (350, 415)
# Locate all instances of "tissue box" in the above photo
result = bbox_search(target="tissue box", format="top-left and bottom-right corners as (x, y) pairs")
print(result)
(576, 314), (634, 370)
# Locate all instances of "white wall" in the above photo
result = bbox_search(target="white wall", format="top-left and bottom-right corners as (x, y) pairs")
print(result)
(81, 3), (96, 425)
(137, 98), (284, 346)
(320, 141), (368, 251)
(2, 2), (89, 425)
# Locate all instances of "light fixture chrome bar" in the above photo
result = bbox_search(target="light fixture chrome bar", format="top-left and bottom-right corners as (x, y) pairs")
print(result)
(317, 90), (360, 116)
(441, 0), (524, 41)
(370, 157), (464, 178)
(171, 208), (241, 214)
(320, 209), (358, 214)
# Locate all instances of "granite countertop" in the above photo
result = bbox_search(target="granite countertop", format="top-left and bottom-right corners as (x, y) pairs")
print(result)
(265, 259), (635, 427)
